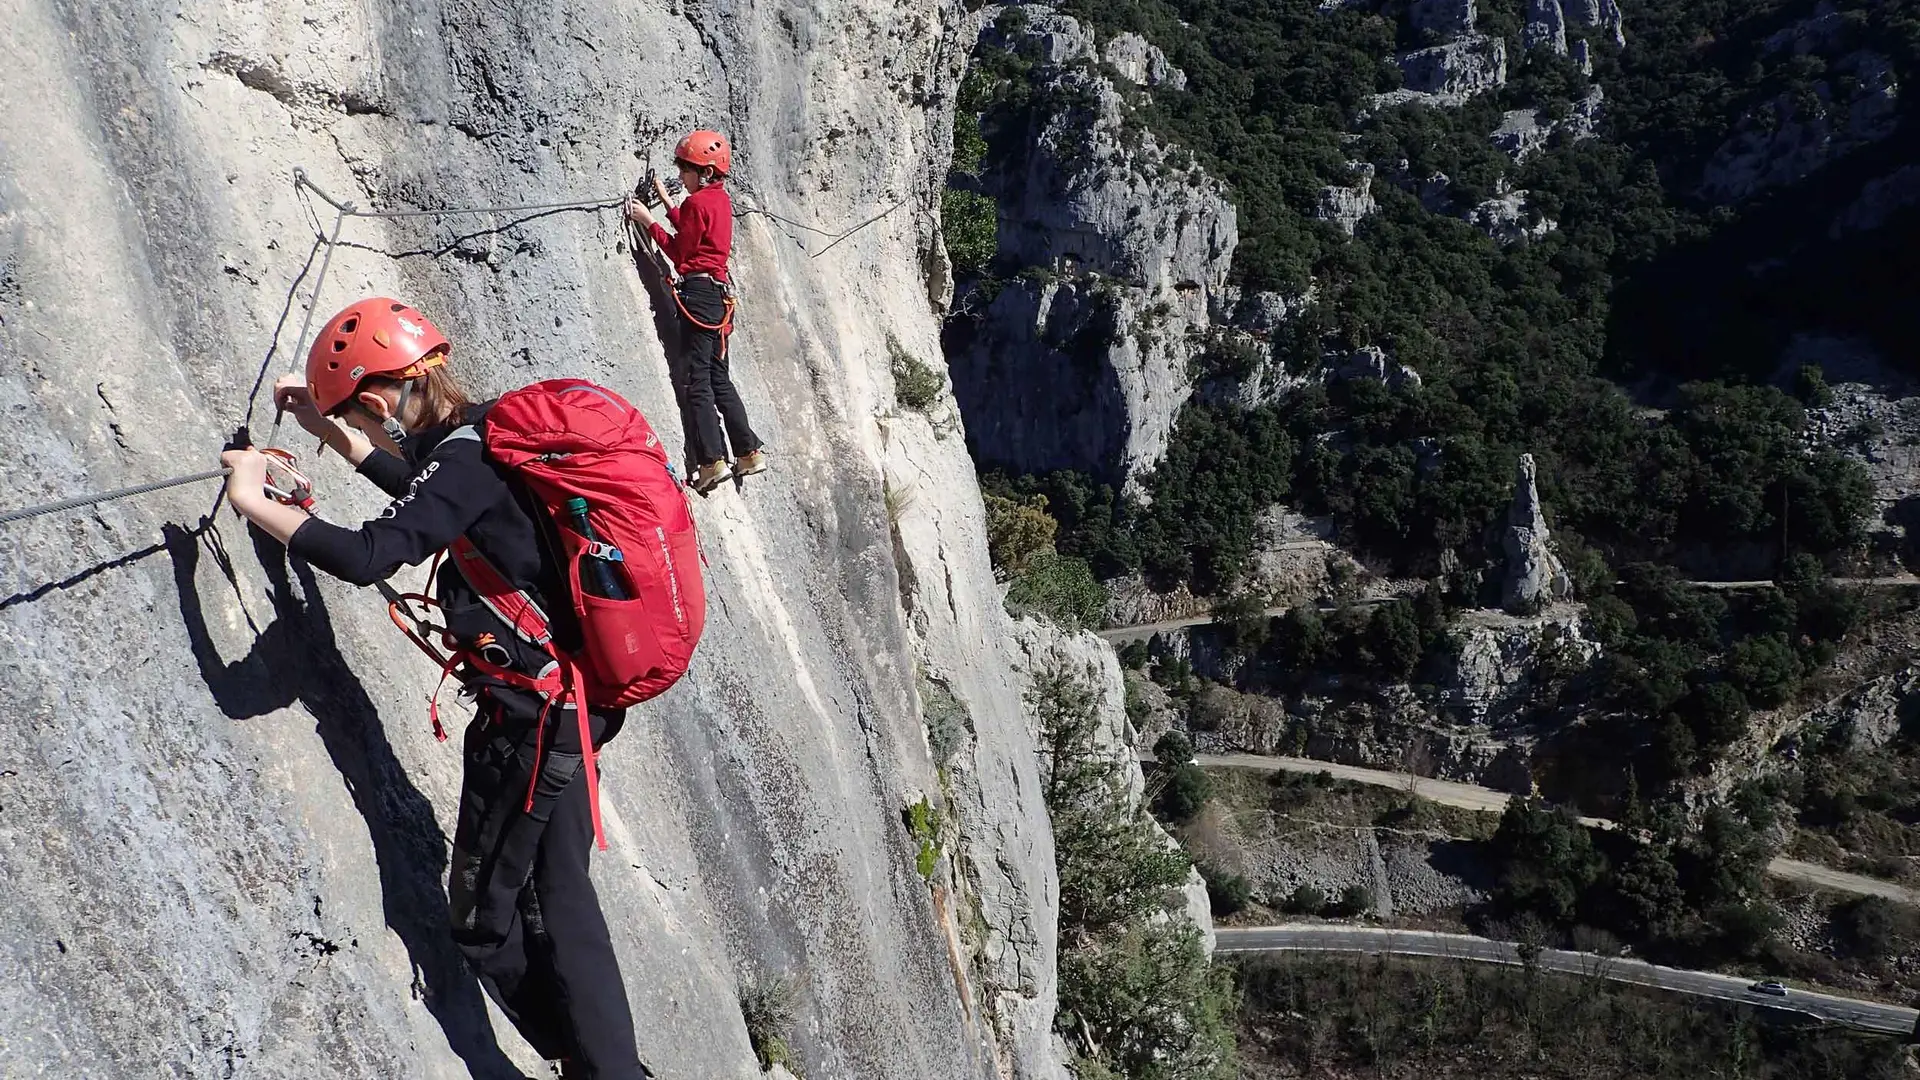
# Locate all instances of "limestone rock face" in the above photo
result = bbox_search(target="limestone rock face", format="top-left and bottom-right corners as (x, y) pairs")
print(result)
(1797, 664), (1920, 752)
(948, 8), (1237, 484)
(1317, 163), (1379, 236)
(1397, 34), (1508, 98)
(1492, 109), (1552, 160)
(1492, 86), (1604, 161)
(1791, 335), (1920, 554)
(1332, 345), (1422, 390)
(1011, 10), (1097, 65)
(1523, 0), (1568, 55)
(1564, 0), (1626, 48)
(1699, 49), (1901, 203)
(0, 0), (1076, 1076)
(1502, 454), (1573, 613)
(1440, 606), (1599, 725)
(1102, 31), (1187, 90)
(1187, 683), (1540, 794)
(1830, 164), (1920, 238)
(1468, 190), (1557, 245)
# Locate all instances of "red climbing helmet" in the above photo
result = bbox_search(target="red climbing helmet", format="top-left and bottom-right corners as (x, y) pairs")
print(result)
(306, 297), (450, 415)
(674, 129), (732, 177)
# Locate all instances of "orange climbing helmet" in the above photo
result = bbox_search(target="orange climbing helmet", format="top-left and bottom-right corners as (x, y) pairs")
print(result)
(674, 129), (732, 177)
(306, 297), (450, 415)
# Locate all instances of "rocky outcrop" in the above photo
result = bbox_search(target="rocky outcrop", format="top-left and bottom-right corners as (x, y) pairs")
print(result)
(1186, 683), (1540, 793)
(949, 8), (1237, 484)
(1491, 110), (1553, 160)
(1796, 665), (1920, 752)
(1491, 85), (1604, 161)
(0, 0), (1079, 1075)
(1440, 605), (1599, 725)
(1564, 0), (1625, 48)
(1331, 345), (1422, 390)
(1830, 164), (1920, 238)
(1523, 0), (1567, 55)
(1502, 454), (1573, 613)
(1102, 31), (1186, 90)
(1393, 34), (1509, 99)
(1792, 336), (1920, 553)
(1316, 162), (1378, 236)
(1186, 288), (1319, 410)
(1017, 9), (1097, 65)
(1699, 49), (1901, 203)
(1468, 189), (1557, 245)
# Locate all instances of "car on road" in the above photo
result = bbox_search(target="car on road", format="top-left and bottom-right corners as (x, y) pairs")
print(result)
(1748, 981), (1789, 996)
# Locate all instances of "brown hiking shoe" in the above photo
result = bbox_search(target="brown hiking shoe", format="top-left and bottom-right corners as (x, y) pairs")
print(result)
(692, 459), (733, 493)
(735, 449), (769, 477)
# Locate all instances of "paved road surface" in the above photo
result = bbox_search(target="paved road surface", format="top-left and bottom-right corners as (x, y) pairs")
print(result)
(1100, 577), (1920, 642)
(1217, 924), (1919, 1036)
(1171, 752), (1920, 905)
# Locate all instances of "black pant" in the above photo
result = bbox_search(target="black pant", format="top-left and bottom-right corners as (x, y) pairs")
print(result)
(449, 688), (646, 1078)
(675, 277), (759, 468)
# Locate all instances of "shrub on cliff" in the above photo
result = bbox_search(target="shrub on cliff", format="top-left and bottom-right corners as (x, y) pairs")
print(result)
(1033, 661), (1236, 1078)
(940, 188), (998, 279)
(984, 491), (1060, 577)
(1006, 552), (1108, 631)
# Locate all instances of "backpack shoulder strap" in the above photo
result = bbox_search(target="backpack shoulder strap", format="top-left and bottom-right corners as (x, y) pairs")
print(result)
(447, 537), (553, 648)
(432, 423), (483, 456)
(436, 420), (554, 646)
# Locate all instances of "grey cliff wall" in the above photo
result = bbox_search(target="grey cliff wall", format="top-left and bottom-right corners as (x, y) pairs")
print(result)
(0, 1), (1073, 1078)
(945, 7), (1237, 486)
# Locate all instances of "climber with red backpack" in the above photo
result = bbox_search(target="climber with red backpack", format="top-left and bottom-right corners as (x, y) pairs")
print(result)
(626, 128), (767, 494)
(221, 297), (702, 1080)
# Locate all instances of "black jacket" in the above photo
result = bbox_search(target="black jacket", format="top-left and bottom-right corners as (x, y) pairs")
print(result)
(288, 405), (575, 672)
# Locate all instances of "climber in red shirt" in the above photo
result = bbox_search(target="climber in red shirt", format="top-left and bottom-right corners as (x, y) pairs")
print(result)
(626, 129), (767, 494)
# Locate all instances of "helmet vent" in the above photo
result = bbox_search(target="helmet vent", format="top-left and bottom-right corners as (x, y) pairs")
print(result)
(331, 339), (347, 352)
(328, 360), (340, 369)
(340, 316), (359, 333)
(390, 303), (405, 312)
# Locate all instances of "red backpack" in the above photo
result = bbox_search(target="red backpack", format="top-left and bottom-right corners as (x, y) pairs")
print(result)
(397, 379), (705, 850)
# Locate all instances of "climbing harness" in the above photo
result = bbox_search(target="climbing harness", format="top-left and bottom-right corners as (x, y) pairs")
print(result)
(673, 275), (737, 351)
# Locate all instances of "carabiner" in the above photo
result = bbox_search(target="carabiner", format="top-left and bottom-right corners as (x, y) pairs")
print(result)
(259, 447), (316, 511)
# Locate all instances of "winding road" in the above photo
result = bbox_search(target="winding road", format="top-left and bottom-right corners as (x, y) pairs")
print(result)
(1174, 752), (1920, 905)
(1216, 924), (1919, 1036)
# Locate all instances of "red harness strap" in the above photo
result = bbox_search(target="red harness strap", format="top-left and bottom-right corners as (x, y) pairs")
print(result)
(442, 538), (608, 851)
(673, 282), (736, 359)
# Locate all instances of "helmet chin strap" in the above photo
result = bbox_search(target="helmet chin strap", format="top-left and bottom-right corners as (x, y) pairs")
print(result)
(382, 378), (419, 444)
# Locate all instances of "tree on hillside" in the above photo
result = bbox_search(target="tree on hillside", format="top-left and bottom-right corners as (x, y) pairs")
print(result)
(1489, 797), (1608, 927)
(1033, 662), (1194, 935)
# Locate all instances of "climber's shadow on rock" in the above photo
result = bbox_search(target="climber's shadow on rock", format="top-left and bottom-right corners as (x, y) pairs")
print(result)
(166, 521), (528, 1080)
(627, 219), (700, 474)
